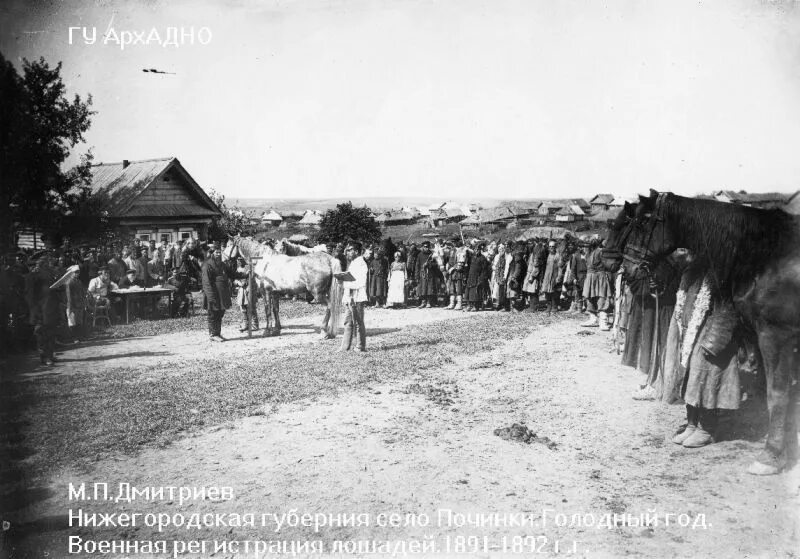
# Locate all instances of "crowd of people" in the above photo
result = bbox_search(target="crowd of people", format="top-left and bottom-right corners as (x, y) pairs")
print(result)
(0, 237), (205, 363)
(616, 247), (760, 452)
(321, 235), (608, 321)
(1, 231), (764, 457)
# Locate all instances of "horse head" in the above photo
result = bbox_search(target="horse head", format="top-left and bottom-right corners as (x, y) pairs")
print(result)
(601, 201), (637, 274)
(222, 236), (240, 262)
(623, 189), (679, 279)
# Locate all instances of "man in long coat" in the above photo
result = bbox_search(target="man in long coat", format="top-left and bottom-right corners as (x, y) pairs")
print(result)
(582, 237), (614, 329)
(465, 243), (491, 311)
(415, 242), (441, 308)
(405, 243), (419, 304)
(541, 241), (564, 314)
(445, 239), (469, 310)
(25, 253), (62, 365)
(523, 241), (548, 312)
(201, 245), (232, 342)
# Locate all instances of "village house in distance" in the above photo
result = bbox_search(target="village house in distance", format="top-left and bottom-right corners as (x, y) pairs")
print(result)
(88, 157), (221, 243)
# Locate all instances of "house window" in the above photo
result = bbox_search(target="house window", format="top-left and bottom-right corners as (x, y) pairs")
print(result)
(136, 231), (151, 242)
(179, 229), (194, 241)
(159, 231), (173, 245)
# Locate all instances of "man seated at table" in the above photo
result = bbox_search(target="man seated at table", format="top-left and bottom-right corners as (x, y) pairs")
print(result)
(87, 266), (119, 321)
(116, 268), (148, 318)
(167, 265), (191, 318)
(117, 268), (142, 289)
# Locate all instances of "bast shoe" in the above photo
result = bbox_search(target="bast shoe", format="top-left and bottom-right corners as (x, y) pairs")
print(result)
(632, 385), (656, 401)
(672, 424), (696, 445)
(682, 427), (713, 448)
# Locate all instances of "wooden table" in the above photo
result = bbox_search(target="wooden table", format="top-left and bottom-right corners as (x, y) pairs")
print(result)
(111, 287), (174, 324)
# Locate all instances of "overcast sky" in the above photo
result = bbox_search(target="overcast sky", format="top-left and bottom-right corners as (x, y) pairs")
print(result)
(2, 0), (800, 200)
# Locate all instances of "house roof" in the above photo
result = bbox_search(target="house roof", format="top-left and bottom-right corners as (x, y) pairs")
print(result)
(714, 190), (791, 204)
(298, 210), (323, 225)
(783, 190), (800, 215)
(376, 211), (415, 224)
(261, 210), (283, 221)
(556, 205), (586, 216)
(590, 194), (615, 205)
(87, 157), (220, 218)
(460, 206), (517, 224)
(430, 207), (467, 219)
(538, 201), (564, 210)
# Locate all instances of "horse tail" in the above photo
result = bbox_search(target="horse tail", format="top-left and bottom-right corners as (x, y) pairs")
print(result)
(326, 257), (343, 338)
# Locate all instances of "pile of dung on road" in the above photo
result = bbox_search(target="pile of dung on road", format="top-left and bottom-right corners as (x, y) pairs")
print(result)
(493, 423), (558, 450)
(403, 383), (456, 406)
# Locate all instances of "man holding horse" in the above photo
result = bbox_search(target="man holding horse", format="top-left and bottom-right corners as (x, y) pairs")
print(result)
(201, 244), (232, 342)
(339, 241), (368, 352)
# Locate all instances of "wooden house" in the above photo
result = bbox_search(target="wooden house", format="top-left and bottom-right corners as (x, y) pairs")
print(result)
(87, 157), (221, 243)
(589, 194), (615, 212)
(555, 205), (586, 222)
(298, 210), (323, 228)
(713, 190), (791, 210)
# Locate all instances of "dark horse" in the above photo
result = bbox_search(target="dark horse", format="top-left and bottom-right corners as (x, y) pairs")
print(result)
(627, 189), (800, 475)
(601, 201), (638, 274)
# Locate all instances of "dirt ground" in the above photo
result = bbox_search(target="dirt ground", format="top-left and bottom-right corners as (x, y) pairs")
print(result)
(4, 307), (799, 558)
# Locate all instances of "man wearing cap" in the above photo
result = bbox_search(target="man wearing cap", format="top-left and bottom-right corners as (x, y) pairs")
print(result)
(445, 238), (469, 311)
(122, 247), (136, 273)
(582, 236), (613, 330)
(117, 268), (141, 289)
(168, 263), (192, 318)
(339, 241), (368, 352)
(25, 253), (62, 365)
(88, 266), (120, 320)
(541, 240), (564, 314)
(415, 241), (441, 308)
(108, 248), (127, 284)
(201, 244), (232, 342)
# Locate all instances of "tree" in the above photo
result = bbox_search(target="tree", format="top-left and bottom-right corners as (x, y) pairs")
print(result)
(318, 202), (381, 245)
(0, 52), (94, 251)
(207, 189), (257, 240)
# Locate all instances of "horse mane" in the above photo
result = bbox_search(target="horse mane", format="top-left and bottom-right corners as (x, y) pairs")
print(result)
(232, 236), (275, 258)
(279, 239), (311, 256)
(661, 193), (798, 290)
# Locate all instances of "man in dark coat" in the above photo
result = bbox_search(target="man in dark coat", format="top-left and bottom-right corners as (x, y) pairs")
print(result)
(465, 243), (491, 311)
(406, 243), (419, 304)
(168, 263), (191, 318)
(201, 245), (232, 341)
(415, 242), (441, 308)
(368, 247), (389, 307)
(25, 253), (62, 365)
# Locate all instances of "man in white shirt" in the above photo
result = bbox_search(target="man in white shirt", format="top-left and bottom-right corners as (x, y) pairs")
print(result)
(87, 266), (120, 321)
(87, 267), (119, 301)
(339, 241), (368, 352)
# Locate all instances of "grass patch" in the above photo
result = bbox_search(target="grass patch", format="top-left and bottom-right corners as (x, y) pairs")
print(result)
(5, 313), (537, 480)
(92, 297), (322, 340)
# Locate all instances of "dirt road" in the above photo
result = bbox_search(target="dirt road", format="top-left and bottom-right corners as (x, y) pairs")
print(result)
(4, 307), (799, 558)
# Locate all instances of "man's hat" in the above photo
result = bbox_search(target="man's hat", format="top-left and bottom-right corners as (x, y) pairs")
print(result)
(126, 268), (136, 274)
(420, 241), (431, 248)
(50, 264), (81, 289)
(98, 265), (109, 272)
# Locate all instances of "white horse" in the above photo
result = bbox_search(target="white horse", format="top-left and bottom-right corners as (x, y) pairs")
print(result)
(223, 236), (342, 337)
